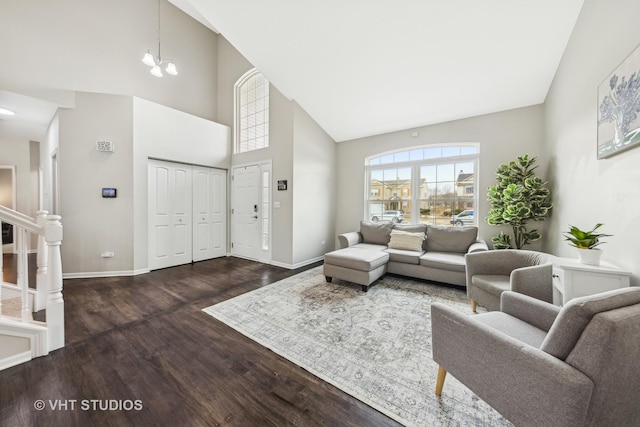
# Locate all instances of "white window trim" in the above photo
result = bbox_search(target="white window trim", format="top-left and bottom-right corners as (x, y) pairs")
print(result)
(233, 68), (269, 154)
(364, 144), (479, 225)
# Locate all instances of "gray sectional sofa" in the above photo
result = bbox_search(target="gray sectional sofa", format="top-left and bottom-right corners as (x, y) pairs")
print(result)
(323, 221), (488, 291)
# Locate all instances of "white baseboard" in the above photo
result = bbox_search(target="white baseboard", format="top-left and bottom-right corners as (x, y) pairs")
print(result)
(0, 350), (31, 371)
(271, 256), (324, 270)
(62, 268), (150, 279)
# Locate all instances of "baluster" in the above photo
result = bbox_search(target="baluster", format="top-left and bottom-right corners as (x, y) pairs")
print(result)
(20, 227), (30, 322)
(45, 215), (64, 351)
(35, 210), (48, 312)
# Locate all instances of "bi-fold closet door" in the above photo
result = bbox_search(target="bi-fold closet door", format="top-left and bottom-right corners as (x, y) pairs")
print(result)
(148, 159), (227, 270)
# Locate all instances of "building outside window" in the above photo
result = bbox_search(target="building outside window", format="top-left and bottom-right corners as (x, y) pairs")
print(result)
(365, 145), (478, 226)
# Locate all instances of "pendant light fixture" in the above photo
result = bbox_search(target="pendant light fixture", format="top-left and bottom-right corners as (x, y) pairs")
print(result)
(142, 0), (178, 77)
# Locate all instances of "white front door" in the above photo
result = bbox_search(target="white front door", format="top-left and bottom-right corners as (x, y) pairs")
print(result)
(192, 166), (227, 262)
(231, 165), (260, 260)
(148, 160), (193, 270)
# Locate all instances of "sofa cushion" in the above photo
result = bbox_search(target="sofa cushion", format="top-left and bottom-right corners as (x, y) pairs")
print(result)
(384, 248), (424, 265)
(471, 274), (511, 297)
(474, 312), (548, 348)
(360, 221), (393, 245)
(351, 243), (387, 251)
(388, 229), (425, 252)
(425, 225), (478, 253)
(393, 223), (427, 234)
(420, 251), (466, 272)
(324, 247), (389, 272)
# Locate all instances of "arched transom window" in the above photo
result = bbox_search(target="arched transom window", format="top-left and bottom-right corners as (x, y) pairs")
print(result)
(365, 145), (479, 226)
(234, 69), (269, 153)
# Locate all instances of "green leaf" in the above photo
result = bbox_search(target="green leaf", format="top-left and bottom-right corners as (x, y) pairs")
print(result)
(485, 154), (552, 249)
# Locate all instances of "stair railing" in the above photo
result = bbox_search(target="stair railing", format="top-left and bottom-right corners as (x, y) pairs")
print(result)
(0, 206), (64, 352)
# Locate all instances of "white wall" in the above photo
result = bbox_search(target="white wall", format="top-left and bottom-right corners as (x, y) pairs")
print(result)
(133, 97), (230, 167)
(544, 0), (640, 284)
(336, 105), (547, 248)
(132, 97), (230, 272)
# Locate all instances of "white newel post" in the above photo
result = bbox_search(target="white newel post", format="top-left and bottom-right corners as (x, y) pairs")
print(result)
(0, 232), (3, 317)
(35, 210), (49, 312)
(45, 215), (64, 351)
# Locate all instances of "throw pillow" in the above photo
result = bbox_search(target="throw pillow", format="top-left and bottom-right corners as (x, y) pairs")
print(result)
(360, 221), (394, 245)
(388, 229), (425, 252)
(394, 223), (428, 250)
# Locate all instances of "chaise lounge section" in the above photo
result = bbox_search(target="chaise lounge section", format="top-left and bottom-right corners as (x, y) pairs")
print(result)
(323, 221), (488, 291)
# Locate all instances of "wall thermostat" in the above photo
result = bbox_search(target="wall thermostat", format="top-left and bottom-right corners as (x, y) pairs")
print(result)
(102, 188), (117, 198)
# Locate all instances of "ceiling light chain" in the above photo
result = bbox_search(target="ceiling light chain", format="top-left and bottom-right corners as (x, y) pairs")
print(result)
(142, 0), (178, 78)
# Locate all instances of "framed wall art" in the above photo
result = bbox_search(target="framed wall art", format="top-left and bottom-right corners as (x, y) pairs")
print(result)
(597, 43), (640, 159)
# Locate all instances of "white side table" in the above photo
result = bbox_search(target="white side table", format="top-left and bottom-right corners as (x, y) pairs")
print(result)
(552, 257), (631, 306)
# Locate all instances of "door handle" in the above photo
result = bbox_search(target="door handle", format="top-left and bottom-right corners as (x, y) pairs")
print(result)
(252, 215), (258, 219)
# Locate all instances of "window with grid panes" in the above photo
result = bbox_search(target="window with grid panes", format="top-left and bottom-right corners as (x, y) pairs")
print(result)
(235, 69), (269, 153)
(365, 145), (479, 226)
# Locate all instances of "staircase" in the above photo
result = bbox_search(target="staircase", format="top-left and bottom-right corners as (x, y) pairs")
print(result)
(0, 206), (64, 370)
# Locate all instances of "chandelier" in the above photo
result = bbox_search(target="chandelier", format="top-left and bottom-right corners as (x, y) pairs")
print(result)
(142, 0), (178, 77)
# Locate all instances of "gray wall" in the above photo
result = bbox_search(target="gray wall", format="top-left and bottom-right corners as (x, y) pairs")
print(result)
(0, 169), (13, 208)
(544, 0), (640, 284)
(4, 0), (222, 274)
(218, 36), (337, 267)
(292, 102), (337, 265)
(336, 105), (546, 248)
(57, 93), (230, 276)
(58, 93), (135, 274)
(1, 0), (218, 121)
(0, 140), (37, 218)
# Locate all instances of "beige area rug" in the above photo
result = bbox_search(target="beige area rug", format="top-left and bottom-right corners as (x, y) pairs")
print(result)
(203, 267), (512, 427)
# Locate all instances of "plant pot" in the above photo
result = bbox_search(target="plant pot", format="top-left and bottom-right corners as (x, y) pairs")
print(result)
(577, 248), (602, 266)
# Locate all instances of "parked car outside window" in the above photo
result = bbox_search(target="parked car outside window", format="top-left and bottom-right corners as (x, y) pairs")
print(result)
(371, 210), (404, 223)
(450, 209), (474, 226)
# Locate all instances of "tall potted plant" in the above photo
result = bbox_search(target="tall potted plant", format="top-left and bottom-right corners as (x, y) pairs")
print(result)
(486, 154), (552, 249)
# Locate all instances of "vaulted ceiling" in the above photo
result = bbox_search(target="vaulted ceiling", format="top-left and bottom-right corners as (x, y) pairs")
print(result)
(172, 0), (584, 142)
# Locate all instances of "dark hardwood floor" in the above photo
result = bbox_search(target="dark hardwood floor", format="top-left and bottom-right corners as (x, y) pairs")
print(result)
(0, 256), (401, 427)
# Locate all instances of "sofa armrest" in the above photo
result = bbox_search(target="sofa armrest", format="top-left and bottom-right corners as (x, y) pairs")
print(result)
(510, 263), (553, 303)
(431, 303), (592, 426)
(337, 231), (362, 249)
(500, 291), (561, 332)
(467, 239), (488, 253)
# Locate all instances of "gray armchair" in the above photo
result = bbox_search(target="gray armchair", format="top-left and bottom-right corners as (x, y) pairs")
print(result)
(465, 249), (554, 312)
(431, 288), (640, 427)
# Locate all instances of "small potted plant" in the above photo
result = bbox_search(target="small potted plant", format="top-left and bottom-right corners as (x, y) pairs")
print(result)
(563, 223), (612, 266)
